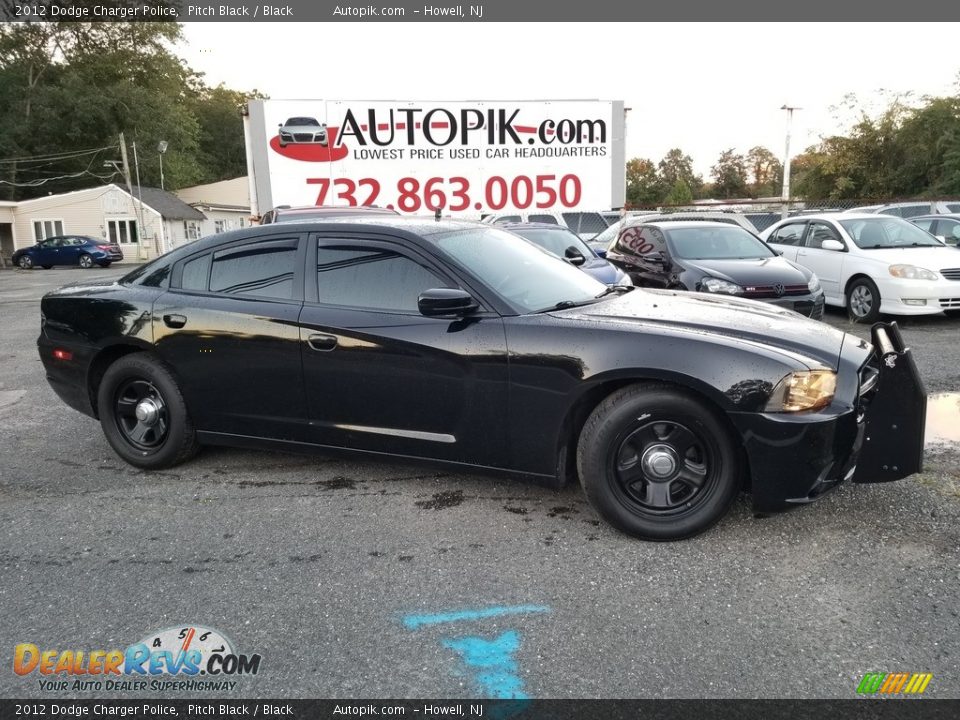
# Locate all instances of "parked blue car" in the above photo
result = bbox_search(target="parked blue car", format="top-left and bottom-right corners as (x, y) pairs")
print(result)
(502, 222), (632, 286)
(13, 235), (123, 270)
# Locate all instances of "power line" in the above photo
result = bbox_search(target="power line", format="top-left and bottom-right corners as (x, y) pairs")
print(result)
(0, 145), (117, 166)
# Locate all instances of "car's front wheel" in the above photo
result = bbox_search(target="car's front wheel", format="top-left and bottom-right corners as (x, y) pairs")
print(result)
(847, 277), (881, 323)
(97, 354), (199, 469)
(79, 253), (94, 269)
(18, 256), (33, 269)
(577, 383), (741, 541)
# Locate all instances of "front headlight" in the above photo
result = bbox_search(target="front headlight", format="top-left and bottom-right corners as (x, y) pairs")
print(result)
(807, 274), (821, 292)
(765, 370), (837, 412)
(889, 264), (939, 281)
(700, 277), (742, 294)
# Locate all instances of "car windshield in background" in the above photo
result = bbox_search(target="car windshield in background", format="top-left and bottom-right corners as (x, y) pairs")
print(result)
(285, 117), (320, 126)
(839, 217), (945, 249)
(561, 212), (608, 236)
(665, 226), (776, 260)
(434, 227), (606, 313)
(510, 227), (594, 258)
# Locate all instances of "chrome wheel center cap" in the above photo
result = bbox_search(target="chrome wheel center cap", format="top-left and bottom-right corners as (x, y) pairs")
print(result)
(641, 444), (678, 480)
(135, 399), (160, 425)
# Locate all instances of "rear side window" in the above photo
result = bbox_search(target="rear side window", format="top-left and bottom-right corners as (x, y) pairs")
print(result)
(209, 240), (298, 299)
(768, 223), (806, 246)
(181, 254), (212, 291)
(316, 243), (449, 313)
(911, 218), (934, 232)
(562, 212), (607, 234)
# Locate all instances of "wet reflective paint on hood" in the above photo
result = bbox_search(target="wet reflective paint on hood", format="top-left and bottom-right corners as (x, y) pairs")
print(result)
(682, 256), (810, 285)
(562, 288), (846, 368)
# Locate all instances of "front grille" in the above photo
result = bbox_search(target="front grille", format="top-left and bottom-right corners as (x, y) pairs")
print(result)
(294, 133), (314, 142)
(941, 268), (960, 280)
(939, 297), (960, 309)
(743, 284), (809, 298)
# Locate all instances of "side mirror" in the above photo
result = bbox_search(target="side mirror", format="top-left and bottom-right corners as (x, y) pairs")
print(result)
(644, 251), (666, 264)
(821, 239), (845, 252)
(418, 288), (478, 317)
(564, 246), (586, 266)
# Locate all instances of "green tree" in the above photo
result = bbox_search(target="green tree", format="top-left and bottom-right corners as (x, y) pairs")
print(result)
(658, 148), (702, 199)
(711, 148), (748, 199)
(664, 178), (693, 205)
(625, 157), (663, 207)
(745, 146), (782, 197)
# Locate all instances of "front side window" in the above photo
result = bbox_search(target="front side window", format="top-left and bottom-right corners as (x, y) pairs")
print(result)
(805, 222), (843, 249)
(615, 224), (668, 258)
(768, 223), (806, 246)
(316, 243), (449, 313)
(911, 217), (935, 232)
(209, 240), (297, 299)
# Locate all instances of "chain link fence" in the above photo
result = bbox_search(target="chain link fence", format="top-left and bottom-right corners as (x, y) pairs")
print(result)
(618, 198), (960, 234)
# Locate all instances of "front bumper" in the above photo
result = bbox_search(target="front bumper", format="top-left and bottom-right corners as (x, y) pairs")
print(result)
(877, 276), (960, 315)
(730, 322), (926, 513)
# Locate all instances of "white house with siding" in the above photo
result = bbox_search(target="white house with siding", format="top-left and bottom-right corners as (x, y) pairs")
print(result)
(175, 176), (252, 246)
(0, 184), (206, 265)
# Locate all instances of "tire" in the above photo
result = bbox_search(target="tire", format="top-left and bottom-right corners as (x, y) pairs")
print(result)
(18, 255), (33, 269)
(577, 383), (741, 541)
(97, 353), (200, 469)
(79, 253), (94, 269)
(847, 277), (881, 323)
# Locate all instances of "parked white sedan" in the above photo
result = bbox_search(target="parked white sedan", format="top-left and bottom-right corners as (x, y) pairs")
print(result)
(760, 213), (960, 322)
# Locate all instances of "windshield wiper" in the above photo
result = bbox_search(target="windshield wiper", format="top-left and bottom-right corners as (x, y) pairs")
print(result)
(595, 285), (635, 299)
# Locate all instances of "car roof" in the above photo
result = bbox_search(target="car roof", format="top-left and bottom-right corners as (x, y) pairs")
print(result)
(628, 220), (739, 230)
(271, 205), (398, 216)
(909, 213), (960, 220)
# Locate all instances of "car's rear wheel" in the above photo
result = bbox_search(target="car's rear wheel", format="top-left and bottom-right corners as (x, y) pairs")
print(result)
(98, 354), (199, 469)
(18, 256), (33, 269)
(577, 383), (741, 541)
(79, 253), (94, 269)
(847, 277), (881, 323)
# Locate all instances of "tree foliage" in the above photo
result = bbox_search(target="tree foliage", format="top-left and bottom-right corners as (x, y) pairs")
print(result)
(711, 148), (748, 199)
(0, 21), (260, 200)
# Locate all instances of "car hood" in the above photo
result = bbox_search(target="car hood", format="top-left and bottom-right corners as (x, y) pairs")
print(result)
(854, 246), (960, 269)
(580, 257), (622, 284)
(282, 125), (321, 133)
(680, 256), (811, 284)
(552, 288), (847, 368)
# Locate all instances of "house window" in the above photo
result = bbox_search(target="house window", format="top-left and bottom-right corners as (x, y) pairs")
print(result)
(239, 218), (246, 228)
(107, 219), (138, 244)
(214, 220), (227, 234)
(183, 221), (200, 240)
(32, 220), (64, 241)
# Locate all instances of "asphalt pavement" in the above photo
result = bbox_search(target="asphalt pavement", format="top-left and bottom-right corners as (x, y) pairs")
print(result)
(1, 266), (958, 700)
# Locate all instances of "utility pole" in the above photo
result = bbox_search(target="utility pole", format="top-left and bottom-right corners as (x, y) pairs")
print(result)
(780, 105), (801, 219)
(120, 133), (147, 256)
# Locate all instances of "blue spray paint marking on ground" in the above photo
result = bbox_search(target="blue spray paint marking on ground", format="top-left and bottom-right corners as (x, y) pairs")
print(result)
(401, 604), (549, 630)
(443, 630), (528, 699)
(401, 605), (550, 700)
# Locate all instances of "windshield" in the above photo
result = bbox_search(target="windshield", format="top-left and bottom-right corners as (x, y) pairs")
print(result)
(666, 226), (775, 260)
(285, 117), (320, 126)
(434, 227), (606, 313)
(509, 227), (594, 258)
(839, 217), (945, 248)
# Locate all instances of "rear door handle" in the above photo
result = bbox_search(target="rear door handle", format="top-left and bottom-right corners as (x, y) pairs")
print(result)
(307, 333), (338, 352)
(163, 313), (187, 329)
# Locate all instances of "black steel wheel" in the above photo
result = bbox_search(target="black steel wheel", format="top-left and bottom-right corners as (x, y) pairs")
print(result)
(847, 277), (881, 323)
(98, 354), (199, 469)
(577, 383), (741, 540)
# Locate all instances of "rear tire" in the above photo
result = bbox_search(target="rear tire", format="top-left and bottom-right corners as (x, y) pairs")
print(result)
(847, 277), (881, 323)
(577, 383), (741, 541)
(97, 354), (199, 469)
(79, 253), (94, 269)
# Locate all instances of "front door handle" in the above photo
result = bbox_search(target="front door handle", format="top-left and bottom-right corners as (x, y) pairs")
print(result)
(163, 313), (187, 329)
(307, 333), (338, 352)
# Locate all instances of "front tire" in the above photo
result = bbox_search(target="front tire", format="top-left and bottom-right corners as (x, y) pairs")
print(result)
(847, 277), (881, 323)
(577, 383), (741, 541)
(18, 256), (33, 269)
(97, 354), (199, 469)
(79, 253), (94, 269)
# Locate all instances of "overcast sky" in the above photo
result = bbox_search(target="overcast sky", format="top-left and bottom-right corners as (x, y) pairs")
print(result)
(178, 23), (960, 178)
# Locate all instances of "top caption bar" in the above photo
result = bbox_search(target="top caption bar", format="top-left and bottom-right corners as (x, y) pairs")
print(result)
(3, 0), (959, 22)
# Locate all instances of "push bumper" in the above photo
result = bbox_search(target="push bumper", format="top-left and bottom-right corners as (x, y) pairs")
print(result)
(730, 322), (926, 513)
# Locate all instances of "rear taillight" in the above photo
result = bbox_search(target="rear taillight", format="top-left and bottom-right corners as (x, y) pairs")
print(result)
(52, 349), (72, 361)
